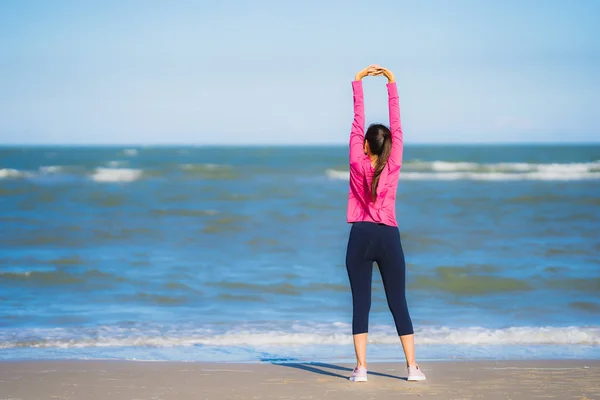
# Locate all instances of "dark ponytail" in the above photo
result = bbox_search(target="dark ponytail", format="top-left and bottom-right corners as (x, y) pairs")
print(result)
(365, 124), (392, 201)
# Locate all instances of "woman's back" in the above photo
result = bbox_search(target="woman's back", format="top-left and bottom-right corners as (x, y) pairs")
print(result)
(347, 80), (404, 227)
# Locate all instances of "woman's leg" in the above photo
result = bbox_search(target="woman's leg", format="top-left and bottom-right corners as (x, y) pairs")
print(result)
(352, 333), (369, 369)
(399, 333), (416, 366)
(345, 224), (374, 368)
(376, 226), (417, 366)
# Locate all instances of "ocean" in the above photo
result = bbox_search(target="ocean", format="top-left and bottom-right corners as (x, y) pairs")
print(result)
(0, 144), (599, 362)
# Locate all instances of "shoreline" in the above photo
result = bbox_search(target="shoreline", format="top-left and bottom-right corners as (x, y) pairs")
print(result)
(1, 359), (598, 399)
(2, 356), (600, 363)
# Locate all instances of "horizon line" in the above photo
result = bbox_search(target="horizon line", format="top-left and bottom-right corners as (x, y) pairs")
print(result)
(1, 142), (600, 147)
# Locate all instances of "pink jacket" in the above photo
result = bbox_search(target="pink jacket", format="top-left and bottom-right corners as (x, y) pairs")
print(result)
(347, 80), (404, 227)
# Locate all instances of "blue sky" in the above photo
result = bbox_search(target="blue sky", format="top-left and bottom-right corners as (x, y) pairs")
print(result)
(0, 0), (598, 145)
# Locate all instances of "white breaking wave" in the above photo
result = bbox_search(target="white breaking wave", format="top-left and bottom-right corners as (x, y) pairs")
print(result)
(326, 169), (350, 180)
(400, 171), (600, 181)
(180, 163), (229, 171)
(0, 271), (32, 277)
(423, 161), (481, 171)
(162, 326), (600, 347)
(1, 166), (65, 179)
(0, 168), (30, 179)
(415, 326), (600, 345)
(326, 160), (600, 181)
(123, 148), (138, 156)
(107, 160), (127, 168)
(409, 160), (600, 173)
(39, 165), (63, 174)
(1, 325), (598, 349)
(91, 168), (143, 183)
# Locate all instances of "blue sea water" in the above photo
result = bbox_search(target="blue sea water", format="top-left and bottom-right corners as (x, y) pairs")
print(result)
(0, 145), (599, 362)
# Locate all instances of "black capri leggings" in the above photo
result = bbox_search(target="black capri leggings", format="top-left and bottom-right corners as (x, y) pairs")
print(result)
(345, 222), (414, 336)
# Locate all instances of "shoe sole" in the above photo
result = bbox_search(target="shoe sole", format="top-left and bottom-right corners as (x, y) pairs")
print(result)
(349, 376), (368, 382)
(407, 376), (426, 381)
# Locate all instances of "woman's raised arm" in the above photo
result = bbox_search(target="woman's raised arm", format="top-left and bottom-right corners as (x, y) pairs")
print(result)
(349, 66), (378, 167)
(382, 68), (403, 170)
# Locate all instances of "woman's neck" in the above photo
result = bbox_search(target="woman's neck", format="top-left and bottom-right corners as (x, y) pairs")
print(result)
(369, 154), (378, 168)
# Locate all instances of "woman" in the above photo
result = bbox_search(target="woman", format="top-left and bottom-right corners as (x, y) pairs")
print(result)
(345, 65), (426, 382)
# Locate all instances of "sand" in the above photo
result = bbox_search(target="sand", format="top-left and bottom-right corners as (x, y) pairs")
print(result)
(0, 360), (598, 399)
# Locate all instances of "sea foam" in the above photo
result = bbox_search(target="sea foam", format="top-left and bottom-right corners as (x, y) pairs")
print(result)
(39, 165), (63, 174)
(0, 168), (28, 179)
(2, 324), (598, 349)
(107, 160), (127, 168)
(326, 160), (600, 181)
(123, 148), (138, 156)
(91, 168), (143, 183)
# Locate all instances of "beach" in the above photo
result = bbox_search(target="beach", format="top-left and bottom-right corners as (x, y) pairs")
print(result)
(1, 360), (599, 399)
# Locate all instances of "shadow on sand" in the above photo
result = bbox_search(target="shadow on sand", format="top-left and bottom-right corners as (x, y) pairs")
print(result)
(272, 362), (407, 381)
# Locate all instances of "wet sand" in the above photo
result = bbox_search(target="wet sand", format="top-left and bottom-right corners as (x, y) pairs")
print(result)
(0, 360), (599, 399)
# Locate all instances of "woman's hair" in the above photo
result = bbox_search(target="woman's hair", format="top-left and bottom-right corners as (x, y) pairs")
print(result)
(365, 123), (392, 201)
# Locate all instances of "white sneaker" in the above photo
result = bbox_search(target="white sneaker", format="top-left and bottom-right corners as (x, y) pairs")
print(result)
(349, 366), (367, 382)
(407, 364), (426, 381)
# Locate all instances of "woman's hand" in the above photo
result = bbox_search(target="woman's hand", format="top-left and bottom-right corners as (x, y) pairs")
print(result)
(355, 65), (380, 81)
(373, 65), (395, 83)
(355, 65), (395, 83)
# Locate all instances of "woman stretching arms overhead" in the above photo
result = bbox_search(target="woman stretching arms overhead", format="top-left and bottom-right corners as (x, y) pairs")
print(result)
(345, 65), (426, 382)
